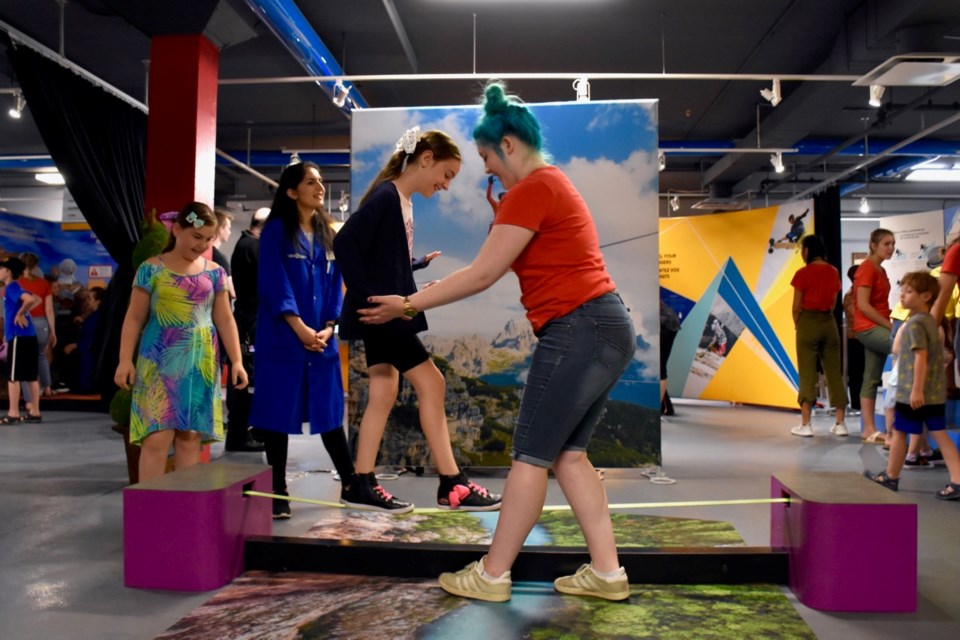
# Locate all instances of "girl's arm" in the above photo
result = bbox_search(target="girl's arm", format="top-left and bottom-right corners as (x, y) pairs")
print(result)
(933, 270), (959, 324)
(44, 293), (57, 348)
(212, 290), (248, 389)
(359, 223), (535, 323)
(114, 288), (151, 390)
(792, 288), (803, 328)
(856, 285), (892, 329)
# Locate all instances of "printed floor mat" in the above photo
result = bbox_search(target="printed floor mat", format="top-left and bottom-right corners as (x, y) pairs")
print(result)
(156, 512), (811, 639)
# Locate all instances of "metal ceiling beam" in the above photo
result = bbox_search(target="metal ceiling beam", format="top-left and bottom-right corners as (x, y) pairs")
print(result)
(382, 0), (418, 73)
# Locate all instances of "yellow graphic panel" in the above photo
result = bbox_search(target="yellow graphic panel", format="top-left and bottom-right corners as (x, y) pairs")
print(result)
(700, 330), (797, 406)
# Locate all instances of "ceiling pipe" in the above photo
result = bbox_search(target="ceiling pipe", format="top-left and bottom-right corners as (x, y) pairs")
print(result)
(242, 0), (369, 114)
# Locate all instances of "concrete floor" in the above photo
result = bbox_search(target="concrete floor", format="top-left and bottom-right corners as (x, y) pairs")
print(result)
(1, 402), (959, 639)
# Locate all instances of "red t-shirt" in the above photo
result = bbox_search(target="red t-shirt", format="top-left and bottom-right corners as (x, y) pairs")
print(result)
(17, 275), (51, 318)
(494, 166), (615, 333)
(942, 242), (960, 276)
(791, 262), (840, 312)
(852, 260), (891, 333)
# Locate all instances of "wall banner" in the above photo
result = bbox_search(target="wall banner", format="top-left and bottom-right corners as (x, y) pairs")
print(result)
(660, 202), (814, 408)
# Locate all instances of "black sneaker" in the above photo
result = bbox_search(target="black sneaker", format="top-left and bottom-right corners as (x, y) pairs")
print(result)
(927, 449), (946, 466)
(864, 470), (899, 491)
(438, 473), (502, 511)
(272, 490), (291, 519)
(903, 456), (933, 470)
(340, 472), (414, 514)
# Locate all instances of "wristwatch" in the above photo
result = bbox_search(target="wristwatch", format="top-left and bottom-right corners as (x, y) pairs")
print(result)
(402, 296), (419, 318)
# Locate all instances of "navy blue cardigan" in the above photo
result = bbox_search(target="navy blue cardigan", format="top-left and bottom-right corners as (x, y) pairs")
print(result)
(333, 182), (429, 340)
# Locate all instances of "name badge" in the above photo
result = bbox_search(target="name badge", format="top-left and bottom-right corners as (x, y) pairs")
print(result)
(326, 250), (335, 262)
(287, 253), (308, 260)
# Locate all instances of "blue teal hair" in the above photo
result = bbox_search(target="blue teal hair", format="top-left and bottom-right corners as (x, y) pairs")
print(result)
(473, 81), (543, 156)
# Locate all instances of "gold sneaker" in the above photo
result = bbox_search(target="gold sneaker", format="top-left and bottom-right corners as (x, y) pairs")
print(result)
(438, 559), (511, 602)
(554, 564), (630, 601)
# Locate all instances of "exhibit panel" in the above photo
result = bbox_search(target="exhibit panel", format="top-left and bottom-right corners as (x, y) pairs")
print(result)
(346, 99), (661, 468)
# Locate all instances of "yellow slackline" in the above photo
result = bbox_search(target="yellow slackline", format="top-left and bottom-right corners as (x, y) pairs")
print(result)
(244, 490), (789, 514)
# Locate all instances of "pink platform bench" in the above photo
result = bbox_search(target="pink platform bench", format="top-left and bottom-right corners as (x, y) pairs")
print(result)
(771, 471), (916, 612)
(124, 462), (272, 591)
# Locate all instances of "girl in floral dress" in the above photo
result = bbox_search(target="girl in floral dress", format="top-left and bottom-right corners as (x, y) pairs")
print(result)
(115, 202), (248, 482)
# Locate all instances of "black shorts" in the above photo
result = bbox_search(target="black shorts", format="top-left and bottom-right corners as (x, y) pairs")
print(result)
(361, 332), (430, 374)
(6, 335), (39, 382)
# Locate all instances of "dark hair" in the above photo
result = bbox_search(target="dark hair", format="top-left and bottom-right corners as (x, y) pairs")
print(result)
(161, 202), (218, 252)
(214, 209), (233, 228)
(868, 228), (894, 256)
(473, 81), (544, 156)
(2, 256), (25, 279)
(847, 264), (859, 282)
(19, 252), (39, 270)
(359, 130), (461, 207)
(900, 270), (940, 303)
(269, 162), (336, 251)
(800, 235), (827, 263)
(89, 286), (106, 303)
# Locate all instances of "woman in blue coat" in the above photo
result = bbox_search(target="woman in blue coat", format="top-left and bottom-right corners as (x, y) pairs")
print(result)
(250, 161), (357, 519)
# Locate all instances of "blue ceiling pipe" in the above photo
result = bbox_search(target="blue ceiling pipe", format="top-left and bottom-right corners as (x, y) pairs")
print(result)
(243, 0), (369, 114)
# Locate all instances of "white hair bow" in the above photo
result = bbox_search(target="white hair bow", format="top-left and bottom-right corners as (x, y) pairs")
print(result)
(396, 126), (422, 155)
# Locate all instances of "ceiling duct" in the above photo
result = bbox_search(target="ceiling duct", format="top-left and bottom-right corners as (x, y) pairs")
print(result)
(854, 25), (960, 87)
(691, 183), (752, 211)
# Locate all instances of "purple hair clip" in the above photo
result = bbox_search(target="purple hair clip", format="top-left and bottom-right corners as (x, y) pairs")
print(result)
(185, 211), (204, 228)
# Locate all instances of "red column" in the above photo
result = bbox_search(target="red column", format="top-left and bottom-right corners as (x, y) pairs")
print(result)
(143, 35), (219, 213)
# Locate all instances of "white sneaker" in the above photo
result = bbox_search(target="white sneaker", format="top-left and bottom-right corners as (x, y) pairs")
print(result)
(829, 423), (848, 436)
(791, 424), (814, 437)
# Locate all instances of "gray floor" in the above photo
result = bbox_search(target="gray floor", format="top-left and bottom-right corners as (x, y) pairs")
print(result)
(1, 402), (959, 639)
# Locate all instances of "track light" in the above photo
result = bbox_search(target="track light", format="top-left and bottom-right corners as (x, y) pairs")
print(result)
(288, 151), (301, 165)
(770, 152), (785, 173)
(868, 84), (885, 108)
(669, 195), (680, 212)
(859, 196), (871, 214)
(573, 77), (591, 102)
(8, 91), (24, 119)
(760, 78), (782, 107)
(332, 81), (351, 108)
(658, 150), (666, 172)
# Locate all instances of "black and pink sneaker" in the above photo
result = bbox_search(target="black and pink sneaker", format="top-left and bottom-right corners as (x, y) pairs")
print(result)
(341, 472), (414, 514)
(438, 473), (502, 511)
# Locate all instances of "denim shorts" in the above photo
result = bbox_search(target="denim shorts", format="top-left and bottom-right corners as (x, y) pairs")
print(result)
(511, 292), (636, 468)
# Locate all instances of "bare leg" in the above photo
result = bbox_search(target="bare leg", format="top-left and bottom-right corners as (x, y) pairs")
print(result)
(26, 381), (40, 416)
(861, 397), (877, 436)
(173, 431), (202, 470)
(554, 450), (620, 572)
(403, 359), (458, 475)
(885, 430), (908, 479)
(659, 379), (667, 404)
(139, 430), (175, 482)
(7, 381), (21, 417)
(483, 460), (548, 578)
(929, 431), (960, 484)
(800, 401), (813, 426)
(354, 363), (399, 473)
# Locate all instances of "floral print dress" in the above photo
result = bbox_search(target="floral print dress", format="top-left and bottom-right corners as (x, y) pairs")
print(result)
(129, 259), (226, 445)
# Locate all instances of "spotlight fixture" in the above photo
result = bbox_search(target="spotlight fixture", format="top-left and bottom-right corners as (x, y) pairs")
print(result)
(288, 151), (302, 165)
(868, 84), (885, 107)
(332, 81), (351, 108)
(760, 78), (782, 107)
(859, 196), (871, 214)
(8, 90), (25, 119)
(770, 151), (785, 174)
(669, 195), (680, 212)
(658, 150), (666, 172)
(573, 77), (591, 102)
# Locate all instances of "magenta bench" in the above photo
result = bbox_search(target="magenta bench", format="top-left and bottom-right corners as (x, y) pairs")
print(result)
(771, 471), (916, 612)
(124, 462), (272, 591)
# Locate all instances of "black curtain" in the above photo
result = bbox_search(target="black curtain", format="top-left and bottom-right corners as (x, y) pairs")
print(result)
(814, 185), (843, 322)
(6, 42), (146, 405)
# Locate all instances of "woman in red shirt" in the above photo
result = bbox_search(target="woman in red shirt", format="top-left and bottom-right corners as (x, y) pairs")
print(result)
(790, 235), (847, 437)
(854, 228), (896, 443)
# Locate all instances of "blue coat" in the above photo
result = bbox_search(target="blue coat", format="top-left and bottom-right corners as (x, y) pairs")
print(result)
(250, 218), (343, 434)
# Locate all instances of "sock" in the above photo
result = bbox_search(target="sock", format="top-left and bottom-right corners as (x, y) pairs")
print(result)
(478, 556), (511, 582)
(591, 565), (626, 581)
(905, 453), (917, 462)
(920, 449), (934, 458)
